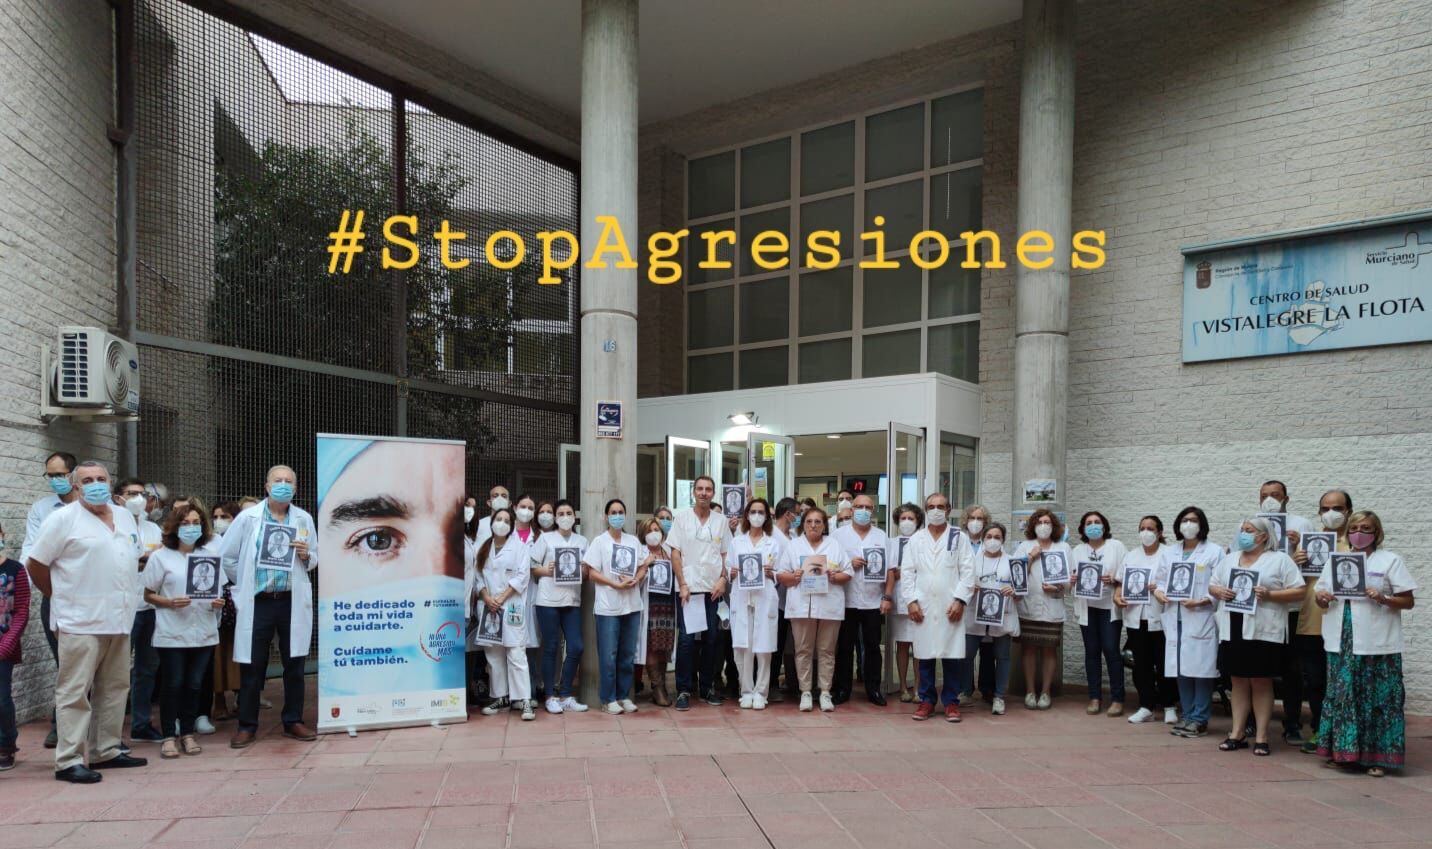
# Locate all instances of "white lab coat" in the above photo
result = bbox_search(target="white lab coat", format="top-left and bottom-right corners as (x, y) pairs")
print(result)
(888, 534), (916, 642)
(474, 536), (531, 649)
(1212, 549), (1303, 643)
(1013, 540), (1071, 623)
(726, 532), (781, 653)
(1116, 545), (1166, 631)
(1158, 540), (1221, 679)
(1070, 539), (1126, 625)
(900, 526), (975, 660)
(1316, 549), (1416, 655)
(779, 535), (849, 621)
(218, 502), (318, 664)
(967, 551), (1020, 638)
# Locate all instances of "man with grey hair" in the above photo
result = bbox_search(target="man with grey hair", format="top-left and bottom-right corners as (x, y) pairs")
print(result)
(26, 460), (148, 783)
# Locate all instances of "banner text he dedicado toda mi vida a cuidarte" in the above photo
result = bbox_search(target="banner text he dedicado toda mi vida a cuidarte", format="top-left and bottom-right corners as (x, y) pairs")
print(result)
(326, 210), (1108, 280)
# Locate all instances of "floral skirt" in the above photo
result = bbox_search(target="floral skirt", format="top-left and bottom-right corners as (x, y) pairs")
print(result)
(1317, 604), (1405, 770)
(647, 594), (676, 653)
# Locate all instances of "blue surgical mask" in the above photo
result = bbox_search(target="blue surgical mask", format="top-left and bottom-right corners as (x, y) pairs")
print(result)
(178, 526), (204, 546)
(49, 476), (73, 496)
(269, 482), (295, 503)
(608, 514), (626, 531)
(1086, 524), (1104, 541)
(658, 518), (672, 534)
(853, 508), (872, 526)
(1237, 531), (1257, 552)
(81, 481), (112, 506)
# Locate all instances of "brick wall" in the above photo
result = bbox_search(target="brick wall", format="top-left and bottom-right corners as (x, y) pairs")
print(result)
(0, 0), (120, 722)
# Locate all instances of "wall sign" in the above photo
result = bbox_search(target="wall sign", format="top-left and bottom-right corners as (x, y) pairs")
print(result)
(1182, 212), (1431, 363)
(596, 400), (623, 439)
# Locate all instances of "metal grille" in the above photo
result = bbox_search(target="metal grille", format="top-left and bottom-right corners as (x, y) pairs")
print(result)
(131, 0), (579, 665)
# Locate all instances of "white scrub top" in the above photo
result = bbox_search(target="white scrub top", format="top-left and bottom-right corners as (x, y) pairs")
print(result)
(726, 531), (781, 653)
(1070, 539), (1126, 624)
(1116, 545), (1166, 631)
(143, 543), (225, 648)
(833, 523), (889, 611)
(779, 535), (848, 621)
(26, 501), (143, 635)
(1014, 540), (1071, 624)
(530, 531), (588, 608)
(583, 531), (645, 617)
(1316, 549), (1416, 655)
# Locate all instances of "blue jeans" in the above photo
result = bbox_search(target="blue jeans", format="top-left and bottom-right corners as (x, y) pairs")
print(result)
(596, 612), (642, 705)
(130, 609), (160, 732)
(536, 605), (584, 698)
(917, 658), (961, 707)
(1080, 607), (1125, 702)
(675, 593), (724, 697)
(0, 661), (16, 752)
(158, 646), (212, 737)
(964, 635), (1013, 698)
(1177, 676), (1215, 726)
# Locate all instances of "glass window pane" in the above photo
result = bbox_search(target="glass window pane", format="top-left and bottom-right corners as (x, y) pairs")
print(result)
(514, 332), (573, 375)
(740, 277), (790, 344)
(801, 121), (855, 195)
(862, 328), (921, 378)
(929, 261), (980, 318)
(799, 193), (853, 265)
(864, 179), (922, 256)
(687, 286), (733, 349)
(798, 267), (852, 336)
(929, 166), (981, 237)
(739, 346), (789, 389)
(798, 338), (852, 384)
(740, 206), (790, 277)
(686, 218), (735, 285)
(863, 264), (921, 328)
(741, 138), (790, 208)
(688, 151), (734, 218)
(865, 103), (924, 181)
(931, 89), (983, 167)
(688, 352), (733, 393)
(928, 322), (980, 383)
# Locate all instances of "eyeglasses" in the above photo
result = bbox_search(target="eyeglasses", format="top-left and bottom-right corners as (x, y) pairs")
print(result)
(43, 472), (68, 479)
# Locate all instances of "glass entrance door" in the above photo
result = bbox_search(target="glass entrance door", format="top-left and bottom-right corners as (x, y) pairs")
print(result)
(746, 433), (795, 506)
(884, 422), (925, 694)
(666, 436), (711, 510)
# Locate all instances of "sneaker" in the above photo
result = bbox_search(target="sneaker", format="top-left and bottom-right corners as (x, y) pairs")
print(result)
(561, 697), (588, 713)
(195, 716), (216, 735)
(1170, 719), (1192, 737)
(1024, 692), (1038, 710)
(1283, 728), (1304, 745)
(992, 697), (1006, 716)
(0, 752), (14, 771)
(739, 695), (754, 709)
(752, 695), (767, 710)
(605, 702), (624, 715)
(1127, 707), (1155, 724)
(1184, 722), (1208, 738)
(799, 692), (814, 712)
(620, 699), (639, 714)
(958, 692), (977, 708)
(1164, 708), (1180, 725)
(945, 704), (962, 723)
(130, 725), (164, 743)
(480, 697), (509, 716)
(1300, 735), (1320, 755)
(521, 701), (536, 721)
(704, 692), (724, 707)
(675, 692), (691, 711)
(545, 697), (564, 714)
(1036, 693), (1052, 710)
(819, 693), (835, 712)
(912, 702), (935, 721)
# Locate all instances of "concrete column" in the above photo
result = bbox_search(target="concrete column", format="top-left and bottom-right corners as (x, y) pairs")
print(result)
(577, 0), (638, 708)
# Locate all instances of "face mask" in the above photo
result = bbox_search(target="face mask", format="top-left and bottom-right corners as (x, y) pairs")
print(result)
(178, 526), (204, 546)
(463, 506), (475, 524)
(268, 482), (295, 504)
(607, 514), (625, 531)
(837, 499), (853, 512)
(898, 518), (916, 536)
(537, 512), (555, 530)
(490, 496), (510, 511)
(748, 513), (767, 529)
(123, 495), (145, 516)
(1348, 531), (1375, 550)
(1085, 523), (1104, 541)
(658, 518), (672, 534)
(926, 508), (947, 527)
(213, 518), (231, 535)
(966, 519), (985, 536)
(82, 481), (112, 506)
(1138, 529), (1158, 547)
(982, 538), (1002, 554)
(1260, 496), (1283, 513)
(49, 476), (73, 496)
(556, 514), (576, 532)
(1034, 523), (1053, 541)
(645, 531), (663, 547)
(514, 507), (534, 524)
(853, 508), (872, 526)
(148, 507), (166, 523)
(1321, 510), (1346, 530)
(1236, 531), (1258, 552)
(1180, 521), (1200, 540)
(491, 521), (511, 538)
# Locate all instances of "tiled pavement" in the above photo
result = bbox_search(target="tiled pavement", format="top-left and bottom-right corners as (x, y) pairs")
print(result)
(2, 682), (1430, 849)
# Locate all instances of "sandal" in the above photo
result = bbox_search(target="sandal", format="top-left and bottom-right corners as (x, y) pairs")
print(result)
(181, 734), (202, 756)
(160, 738), (180, 759)
(900, 689), (915, 704)
(1252, 742), (1271, 756)
(1218, 737), (1249, 752)
(1367, 766), (1386, 777)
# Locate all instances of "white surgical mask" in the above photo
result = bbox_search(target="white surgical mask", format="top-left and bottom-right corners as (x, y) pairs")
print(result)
(124, 495), (146, 517)
(1138, 529), (1158, 547)
(966, 519), (985, 536)
(982, 538), (1002, 554)
(463, 506), (475, 524)
(490, 496), (509, 511)
(491, 521), (511, 538)
(926, 508), (947, 527)
(645, 531), (663, 547)
(1179, 521), (1200, 540)
(898, 518), (917, 536)
(837, 499), (853, 512)
(514, 507), (534, 524)
(1321, 509), (1346, 530)
(212, 518), (231, 535)
(537, 512), (555, 529)
(556, 514), (575, 532)
(748, 513), (767, 528)
(1260, 496), (1283, 513)
(1034, 523), (1053, 540)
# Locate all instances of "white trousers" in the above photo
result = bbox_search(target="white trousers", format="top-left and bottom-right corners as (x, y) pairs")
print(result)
(735, 647), (771, 700)
(485, 645), (531, 702)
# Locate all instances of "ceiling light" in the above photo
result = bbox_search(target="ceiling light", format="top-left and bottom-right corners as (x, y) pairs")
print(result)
(728, 412), (757, 426)
(826, 434), (841, 439)
(794, 452), (803, 457)
(896, 446), (907, 452)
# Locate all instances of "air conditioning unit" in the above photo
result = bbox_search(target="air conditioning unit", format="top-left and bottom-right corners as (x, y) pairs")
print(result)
(47, 326), (141, 414)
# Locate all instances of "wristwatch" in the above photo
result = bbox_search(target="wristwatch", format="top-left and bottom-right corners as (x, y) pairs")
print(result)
(881, 594), (894, 602)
